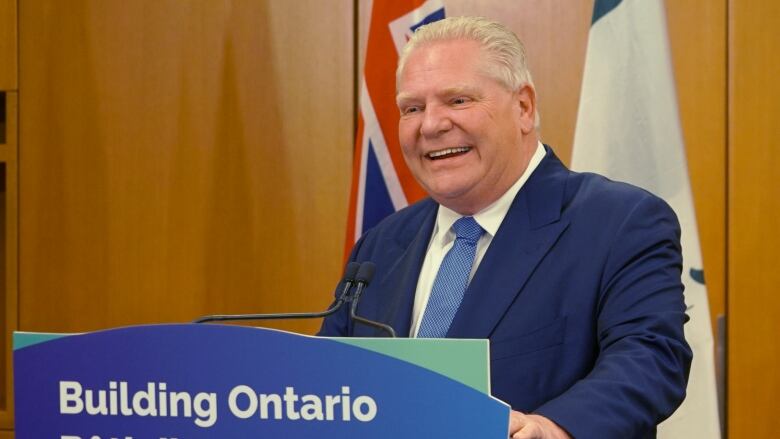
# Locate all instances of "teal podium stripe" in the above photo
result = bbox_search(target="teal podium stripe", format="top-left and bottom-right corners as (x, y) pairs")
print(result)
(332, 337), (490, 394)
(14, 332), (71, 350)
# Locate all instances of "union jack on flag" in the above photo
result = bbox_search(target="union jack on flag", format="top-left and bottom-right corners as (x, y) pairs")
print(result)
(344, 0), (446, 257)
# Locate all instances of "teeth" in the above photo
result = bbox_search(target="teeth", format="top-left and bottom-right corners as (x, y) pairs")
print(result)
(427, 146), (471, 159)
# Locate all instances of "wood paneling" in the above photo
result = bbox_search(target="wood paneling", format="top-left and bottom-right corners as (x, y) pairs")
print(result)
(667, 1), (727, 339)
(0, 1), (17, 425)
(728, 1), (780, 437)
(0, 0), (17, 90)
(0, 91), (17, 429)
(18, 0), (354, 335)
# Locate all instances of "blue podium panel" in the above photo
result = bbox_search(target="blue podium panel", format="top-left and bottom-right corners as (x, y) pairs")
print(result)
(14, 324), (509, 439)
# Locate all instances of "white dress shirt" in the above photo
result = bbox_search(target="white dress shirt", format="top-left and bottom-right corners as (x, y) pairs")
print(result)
(409, 142), (546, 337)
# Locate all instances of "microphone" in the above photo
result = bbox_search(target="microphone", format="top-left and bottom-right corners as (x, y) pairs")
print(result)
(333, 262), (362, 304)
(349, 262), (397, 337)
(192, 262), (361, 324)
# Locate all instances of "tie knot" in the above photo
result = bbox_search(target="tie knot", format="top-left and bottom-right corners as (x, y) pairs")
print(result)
(452, 216), (484, 243)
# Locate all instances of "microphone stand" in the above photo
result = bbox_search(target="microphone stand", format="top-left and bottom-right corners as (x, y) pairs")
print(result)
(192, 262), (360, 324)
(349, 263), (397, 337)
(193, 261), (397, 338)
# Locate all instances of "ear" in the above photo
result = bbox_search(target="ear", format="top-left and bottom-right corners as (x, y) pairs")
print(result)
(515, 84), (537, 134)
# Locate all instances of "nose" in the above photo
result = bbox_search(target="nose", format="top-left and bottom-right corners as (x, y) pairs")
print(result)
(420, 104), (452, 138)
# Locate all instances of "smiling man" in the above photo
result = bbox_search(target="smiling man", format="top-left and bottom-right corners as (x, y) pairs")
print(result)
(396, 36), (535, 216)
(320, 16), (691, 439)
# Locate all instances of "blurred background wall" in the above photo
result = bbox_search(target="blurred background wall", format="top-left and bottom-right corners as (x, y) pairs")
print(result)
(0, 0), (777, 437)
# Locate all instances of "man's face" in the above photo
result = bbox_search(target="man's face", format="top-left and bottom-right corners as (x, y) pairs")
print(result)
(396, 39), (536, 215)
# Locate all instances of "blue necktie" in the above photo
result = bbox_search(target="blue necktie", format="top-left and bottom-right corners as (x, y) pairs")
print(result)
(418, 216), (484, 338)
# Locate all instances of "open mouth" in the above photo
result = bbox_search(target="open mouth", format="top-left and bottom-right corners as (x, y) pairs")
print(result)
(426, 146), (472, 160)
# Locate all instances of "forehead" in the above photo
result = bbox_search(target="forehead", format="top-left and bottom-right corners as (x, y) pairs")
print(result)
(406, 38), (485, 65)
(398, 39), (490, 90)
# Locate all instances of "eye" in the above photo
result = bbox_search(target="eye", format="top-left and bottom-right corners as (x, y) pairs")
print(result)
(451, 97), (470, 105)
(402, 105), (422, 115)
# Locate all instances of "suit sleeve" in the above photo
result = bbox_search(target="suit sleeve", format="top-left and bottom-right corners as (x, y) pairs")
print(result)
(534, 194), (693, 438)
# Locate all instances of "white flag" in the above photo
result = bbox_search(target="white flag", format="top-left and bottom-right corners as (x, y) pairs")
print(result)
(570, 0), (721, 437)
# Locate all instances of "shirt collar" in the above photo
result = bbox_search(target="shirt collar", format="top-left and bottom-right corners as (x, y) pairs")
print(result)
(434, 141), (546, 241)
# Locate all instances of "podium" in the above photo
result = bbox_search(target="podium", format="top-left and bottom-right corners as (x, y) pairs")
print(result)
(13, 324), (509, 438)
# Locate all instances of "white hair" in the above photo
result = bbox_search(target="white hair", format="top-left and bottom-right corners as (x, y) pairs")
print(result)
(396, 16), (540, 128)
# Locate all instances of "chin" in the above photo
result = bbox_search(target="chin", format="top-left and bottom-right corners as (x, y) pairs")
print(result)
(426, 184), (465, 201)
(430, 188), (475, 209)
(424, 176), (474, 196)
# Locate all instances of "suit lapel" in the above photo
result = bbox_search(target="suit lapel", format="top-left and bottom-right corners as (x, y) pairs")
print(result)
(370, 202), (437, 337)
(447, 148), (571, 339)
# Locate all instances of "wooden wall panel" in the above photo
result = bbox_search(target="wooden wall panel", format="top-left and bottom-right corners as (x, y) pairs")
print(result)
(18, 0), (354, 335)
(0, 91), (17, 430)
(0, 0), (17, 428)
(667, 1), (727, 338)
(0, 0), (16, 90)
(728, 1), (780, 437)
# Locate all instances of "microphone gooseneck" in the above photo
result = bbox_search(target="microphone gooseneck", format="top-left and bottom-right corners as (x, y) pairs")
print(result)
(192, 261), (362, 324)
(349, 262), (396, 337)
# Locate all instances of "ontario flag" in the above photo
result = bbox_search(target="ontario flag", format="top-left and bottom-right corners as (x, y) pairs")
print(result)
(571, 1), (720, 436)
(344, 0), (446, 256)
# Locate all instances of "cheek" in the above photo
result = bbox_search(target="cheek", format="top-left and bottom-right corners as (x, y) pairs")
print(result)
(400, 144), (416, 166)
(398, 121), (419, 153)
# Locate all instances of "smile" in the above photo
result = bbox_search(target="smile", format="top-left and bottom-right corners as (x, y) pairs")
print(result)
(426, 146), (472, 160)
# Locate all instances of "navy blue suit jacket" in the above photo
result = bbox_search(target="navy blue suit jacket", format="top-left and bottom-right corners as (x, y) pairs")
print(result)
(319, 147), (691, 438)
